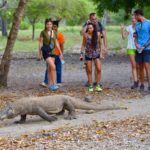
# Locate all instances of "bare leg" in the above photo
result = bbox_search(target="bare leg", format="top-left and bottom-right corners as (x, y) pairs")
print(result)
(144, 62), (150, 87)
(129, 55), (138, 82)
(137, 63), (144, 84)
(48, 65), (53, 85)
(94, 67), (97, 84)
(94, 58), (101, 84)
(46, 57), (56, 85)
(86, 60), (93, 85)
(85, 62), (88, 79)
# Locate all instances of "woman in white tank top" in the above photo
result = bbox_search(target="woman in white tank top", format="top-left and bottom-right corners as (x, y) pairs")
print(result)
(121, 16), (144, 90)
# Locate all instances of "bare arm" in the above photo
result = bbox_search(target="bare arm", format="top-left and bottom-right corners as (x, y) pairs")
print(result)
(120, 25), (128, 39)
(60, 44), (64, 54)
(55, 39), (63, 57)
(80, 24), (88, 36)
(143, 39), (150, 49)
(102, 30), (107, 49)
(134, 32), (138, 49)
(80, 35), (86, 53)
(98, 33), (104, 58)
(99, 33), (103, 51)
(38, 37), (43, 60)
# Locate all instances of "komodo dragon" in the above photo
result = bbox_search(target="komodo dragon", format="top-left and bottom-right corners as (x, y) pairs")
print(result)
(0, 95), (127, 123)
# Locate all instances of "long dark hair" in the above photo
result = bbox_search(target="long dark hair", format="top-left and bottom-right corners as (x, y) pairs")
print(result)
(87, 23), (98, 50)
(44, 18), (53, 31)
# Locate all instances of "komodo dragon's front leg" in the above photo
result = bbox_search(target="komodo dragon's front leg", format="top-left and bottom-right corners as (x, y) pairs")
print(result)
(35, 107), (57, 122)
(64, 100), (76, 120)
(15, 114), (27, 124)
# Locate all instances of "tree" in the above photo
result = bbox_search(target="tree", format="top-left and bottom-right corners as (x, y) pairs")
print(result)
(0, 0), (7, 9)
(46, 0), (90, 25)
(0, 0), (27, 87)
(92, 0), (150, 19)
(25, 0), (90, 39)
(25, 0), (50, 40)
(0, 0), (18, 36)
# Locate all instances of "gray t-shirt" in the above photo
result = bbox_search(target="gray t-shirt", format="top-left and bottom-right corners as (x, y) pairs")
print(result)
(83, 21), (104, 33)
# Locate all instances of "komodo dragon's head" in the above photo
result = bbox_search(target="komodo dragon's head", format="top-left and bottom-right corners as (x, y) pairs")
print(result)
(0, 105), (15, 120)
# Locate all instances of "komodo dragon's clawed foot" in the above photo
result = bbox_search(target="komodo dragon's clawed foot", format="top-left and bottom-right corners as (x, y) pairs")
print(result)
(65, 114), (76, 120)
(47, 116), (57, 122)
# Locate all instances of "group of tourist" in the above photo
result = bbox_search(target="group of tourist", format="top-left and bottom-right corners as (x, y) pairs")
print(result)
(121, 9), (150, 93)
(38, 9), (150, 94)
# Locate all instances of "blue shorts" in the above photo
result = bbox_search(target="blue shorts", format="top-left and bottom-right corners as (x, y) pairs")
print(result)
(135, 50), (150, 63)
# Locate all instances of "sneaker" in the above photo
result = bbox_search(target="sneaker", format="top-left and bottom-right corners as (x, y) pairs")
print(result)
(93, 82), (103, 87)
(48, 85), (58, 91)
(95, 84), (103, 92)
(131, 81), (138, 89)
(88, 85), (94, 92)
(53, 84), (59, 90)
(140, 84), (144, 91)
(40, 82), (47, 88)
(48, 85), (54, 91)
(57, 83), (62, 87)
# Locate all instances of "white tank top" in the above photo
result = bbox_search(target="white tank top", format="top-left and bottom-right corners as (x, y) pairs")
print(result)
(126, 25), (136, 49)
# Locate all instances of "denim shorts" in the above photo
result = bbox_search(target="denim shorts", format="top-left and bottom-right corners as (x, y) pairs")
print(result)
(135, 50), (150, 63)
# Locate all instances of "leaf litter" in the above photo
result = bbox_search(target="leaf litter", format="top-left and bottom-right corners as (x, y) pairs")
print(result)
(0, 115), (149, 150)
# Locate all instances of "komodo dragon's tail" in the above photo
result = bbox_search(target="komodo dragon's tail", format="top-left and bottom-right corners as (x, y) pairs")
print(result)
(70, 98), (127, 111)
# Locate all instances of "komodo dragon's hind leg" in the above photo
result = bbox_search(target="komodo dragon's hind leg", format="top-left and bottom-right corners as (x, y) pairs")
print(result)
(56, 109), (65, 116)
(14, 114), (27, 124)
(36, 107), (57, 122)
(64, 100), (76, 120)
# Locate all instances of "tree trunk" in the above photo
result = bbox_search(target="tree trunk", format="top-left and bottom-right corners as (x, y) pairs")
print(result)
(32, 22), (35, 40)
(0, 0), (28, 87)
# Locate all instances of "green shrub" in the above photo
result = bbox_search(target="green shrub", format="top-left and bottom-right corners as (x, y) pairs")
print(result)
(35, 22), (44, 29)
(20, 21), (30, 30)
(60, 26), (80, 32)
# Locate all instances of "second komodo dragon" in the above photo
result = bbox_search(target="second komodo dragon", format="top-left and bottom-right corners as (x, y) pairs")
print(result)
(0, 95), (127, 123)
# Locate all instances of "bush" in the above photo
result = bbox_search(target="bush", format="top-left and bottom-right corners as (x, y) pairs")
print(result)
(20, 21), (30, 30)
(60, 26), (80, 32)
(35, 22), (44, 29)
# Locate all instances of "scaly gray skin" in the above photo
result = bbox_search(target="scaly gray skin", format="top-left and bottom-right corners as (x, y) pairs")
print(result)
(0, 95), (127, 123)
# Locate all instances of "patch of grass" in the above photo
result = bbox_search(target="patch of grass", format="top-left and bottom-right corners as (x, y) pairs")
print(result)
(106, 26), (127, 51)
(0, 25), (127, 53)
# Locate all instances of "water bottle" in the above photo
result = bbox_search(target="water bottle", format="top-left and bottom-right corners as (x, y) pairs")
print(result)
(61, 59), (65, 65)
(137, 45), (144, 54)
